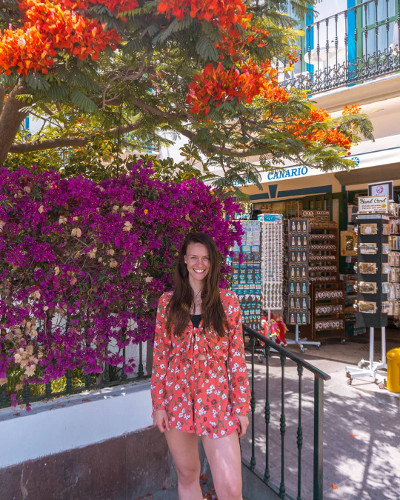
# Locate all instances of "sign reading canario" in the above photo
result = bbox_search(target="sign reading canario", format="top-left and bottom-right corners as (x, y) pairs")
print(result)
(267, 166), (308, 181)
(358, 196), (389, 214)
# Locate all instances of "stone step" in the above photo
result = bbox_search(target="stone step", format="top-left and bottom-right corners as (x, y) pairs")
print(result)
(136, 489), (217, 499)
(136, 473), (217, 499)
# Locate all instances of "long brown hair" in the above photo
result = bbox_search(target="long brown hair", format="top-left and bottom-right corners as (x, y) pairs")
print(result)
(166, 232), (227, 336)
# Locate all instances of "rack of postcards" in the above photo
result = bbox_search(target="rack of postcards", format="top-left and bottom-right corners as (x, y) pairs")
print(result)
(355, 214), (390, 328)
(300, 210), (345, 340)
(283, 218), (310, 325)
(387, 206), (400, 324)
(258, 214), (284, 311)
(231, 220), (262, 330)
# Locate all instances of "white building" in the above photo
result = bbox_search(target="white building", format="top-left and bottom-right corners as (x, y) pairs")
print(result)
(242, 0), (400, 216)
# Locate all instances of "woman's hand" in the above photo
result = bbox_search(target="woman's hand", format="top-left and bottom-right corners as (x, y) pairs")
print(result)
(153, 409), (170, 433)
(237, 415), (249, 438)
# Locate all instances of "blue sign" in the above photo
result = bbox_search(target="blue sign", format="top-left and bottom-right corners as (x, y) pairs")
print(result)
(257, 214), (283, 221)
(267, 166), (309, 181)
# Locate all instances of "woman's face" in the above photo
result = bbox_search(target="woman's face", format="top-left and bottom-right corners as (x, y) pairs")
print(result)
(184, 242), (210, 287)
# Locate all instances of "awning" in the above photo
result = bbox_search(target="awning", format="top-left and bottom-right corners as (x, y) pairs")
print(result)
(334, 163), (400, 185)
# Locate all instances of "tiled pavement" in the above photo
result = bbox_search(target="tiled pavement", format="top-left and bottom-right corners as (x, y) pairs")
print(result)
(240, 329), (400, 500)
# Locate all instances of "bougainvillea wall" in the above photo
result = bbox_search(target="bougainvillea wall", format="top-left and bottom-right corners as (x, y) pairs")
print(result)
(0, 162), (243, 392)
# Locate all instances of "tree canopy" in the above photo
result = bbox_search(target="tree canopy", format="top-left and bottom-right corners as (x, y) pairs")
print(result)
(0, 0), (373, 184)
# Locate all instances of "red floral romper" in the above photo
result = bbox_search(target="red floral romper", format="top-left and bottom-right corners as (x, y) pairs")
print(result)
(151, 289), (250, 439)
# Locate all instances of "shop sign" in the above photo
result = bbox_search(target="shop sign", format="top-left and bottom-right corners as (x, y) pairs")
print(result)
(368, 181), (393, 200)
(257, 213), (283, 221)
(267, 166), (308, 181)
(358, 196), (389, 213)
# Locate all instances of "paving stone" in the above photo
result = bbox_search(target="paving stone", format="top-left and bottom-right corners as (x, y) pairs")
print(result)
(240, 328), (400, 500)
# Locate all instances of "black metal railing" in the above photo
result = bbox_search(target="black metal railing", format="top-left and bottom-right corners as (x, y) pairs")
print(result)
(280, 0), (400, 94)
(243, 325), (331, 500)
(0, 342), (147, 409)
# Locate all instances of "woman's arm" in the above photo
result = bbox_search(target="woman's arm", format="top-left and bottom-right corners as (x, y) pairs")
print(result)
(227, 292), (251, 417)
(150, 293), (171, 413)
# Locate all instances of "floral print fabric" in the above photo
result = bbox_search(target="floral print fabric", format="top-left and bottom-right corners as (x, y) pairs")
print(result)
(151, 289), (250, 439)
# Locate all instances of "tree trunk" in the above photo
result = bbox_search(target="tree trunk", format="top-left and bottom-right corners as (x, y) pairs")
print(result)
(0, 81), (29, 166)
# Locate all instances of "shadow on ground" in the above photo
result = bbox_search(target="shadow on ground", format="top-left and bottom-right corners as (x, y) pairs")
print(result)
(240, 345), (400, 500)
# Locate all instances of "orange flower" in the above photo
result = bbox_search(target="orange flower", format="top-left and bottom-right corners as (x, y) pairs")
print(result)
(284, 107), (353, 151)
(187, 60), (289, 116)
(157, 0), (248, 32)
(343, 103), (361, 115)
(0, 0), (134, 76)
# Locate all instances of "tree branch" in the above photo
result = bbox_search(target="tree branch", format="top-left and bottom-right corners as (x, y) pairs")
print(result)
(129, 98), (188, 121)
(9, 121), (143, 153)
(0, 86), (5, 117)
(0, 80), (30, 164)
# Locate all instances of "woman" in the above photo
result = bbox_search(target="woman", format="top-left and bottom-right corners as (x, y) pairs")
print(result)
(151, 232), (250, 500)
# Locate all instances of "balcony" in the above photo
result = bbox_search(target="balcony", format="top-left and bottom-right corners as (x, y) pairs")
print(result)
(280, 0), (400, 95)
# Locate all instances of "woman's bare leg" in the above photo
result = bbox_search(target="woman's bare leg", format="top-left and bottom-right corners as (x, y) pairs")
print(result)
(165, 428), (203, 500)
(201, 431), (243, 500)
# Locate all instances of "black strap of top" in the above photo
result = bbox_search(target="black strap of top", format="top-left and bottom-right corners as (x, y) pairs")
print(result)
(190, 314), (202, 328)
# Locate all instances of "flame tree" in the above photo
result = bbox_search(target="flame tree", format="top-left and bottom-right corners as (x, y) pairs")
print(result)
(0, 0), (373, 183)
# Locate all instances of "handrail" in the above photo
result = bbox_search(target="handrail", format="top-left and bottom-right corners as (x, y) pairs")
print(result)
(242, 323), (330, 500)
(307, 0), (388, 27)
(244, 325), (331, 381)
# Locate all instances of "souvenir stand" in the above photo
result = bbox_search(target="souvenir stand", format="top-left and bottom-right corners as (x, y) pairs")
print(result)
(259, 214), (283, 314)
(388, 205), (400, 325)
(283, 218), (320, 352)
(257, 214), (289, 348)
(300, 210), (345, 343)
(345, 196), (390, 384)
(231, 220), (262, 331)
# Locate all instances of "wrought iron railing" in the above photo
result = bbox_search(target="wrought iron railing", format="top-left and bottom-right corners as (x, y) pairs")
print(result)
(243, 325), (331, 500)
(280, 0), (400, 94)
(0, 342), (147, 409)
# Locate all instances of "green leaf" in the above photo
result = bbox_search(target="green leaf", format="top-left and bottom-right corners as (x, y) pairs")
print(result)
(71, 70), (101, 93)
(142, 22), (160, 38)
(48, 84), (70, 101)
(70, 90), (98, 113)
(124, 37), (145, 52)
(124, 0), (156, 18)
(196, 35), (219, 62)
(25, 73), (51, 91)
(153, 16), (194, 44)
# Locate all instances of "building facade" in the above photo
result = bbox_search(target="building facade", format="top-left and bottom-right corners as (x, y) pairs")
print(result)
(242, 0), (400, 225)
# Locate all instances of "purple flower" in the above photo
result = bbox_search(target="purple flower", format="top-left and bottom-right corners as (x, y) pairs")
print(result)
(0, 163), (242, 386)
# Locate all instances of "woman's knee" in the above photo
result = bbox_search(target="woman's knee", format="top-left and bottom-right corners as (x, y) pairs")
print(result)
(175, 463), (200, 486)
(217, 475), (242, 499)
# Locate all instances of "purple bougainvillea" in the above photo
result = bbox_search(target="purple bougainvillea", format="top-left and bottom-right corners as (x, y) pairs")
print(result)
(0, 162), (243, 389)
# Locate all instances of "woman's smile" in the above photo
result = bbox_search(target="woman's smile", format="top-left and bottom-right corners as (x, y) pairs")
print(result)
(184, 242), (210, 285)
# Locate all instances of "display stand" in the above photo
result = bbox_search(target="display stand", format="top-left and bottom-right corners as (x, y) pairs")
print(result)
(306, 214), (346, 342)
(231, 220), (262, 331)
(345, 327), (387, 383)
(388, 205), (400, 324)
(345, 211), (389, 384)
(259, 216), (283, 311)
(286, 324), (321, 353)
(257, 215), (285, 358)
(284, 218), (321, 352)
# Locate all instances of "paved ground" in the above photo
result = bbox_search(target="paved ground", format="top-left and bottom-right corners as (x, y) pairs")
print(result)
(240, 328), (400, 500)
(139, 329), (400, 500)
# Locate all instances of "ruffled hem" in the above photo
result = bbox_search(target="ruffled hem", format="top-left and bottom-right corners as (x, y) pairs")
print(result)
(166, 420), (240, 439)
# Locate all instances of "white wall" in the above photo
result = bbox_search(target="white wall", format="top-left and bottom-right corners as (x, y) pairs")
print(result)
(159, 131), (189, 163)
(0, 380), (152, 469)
